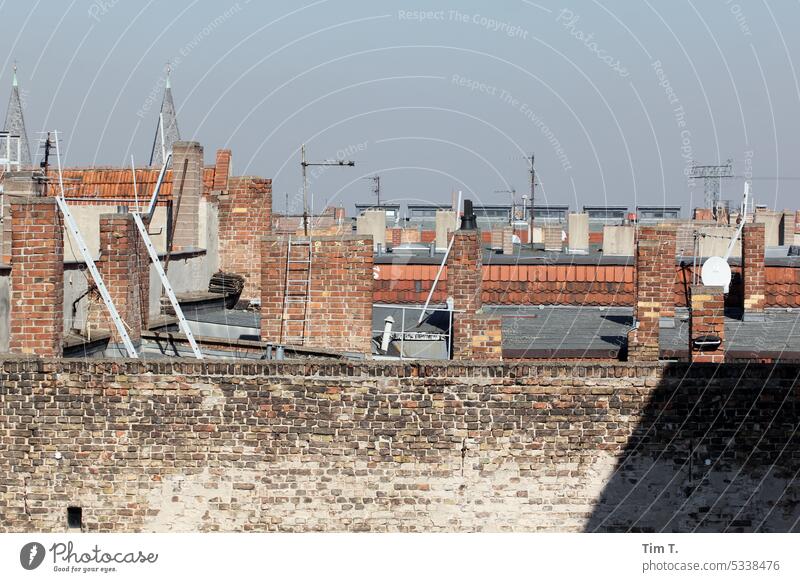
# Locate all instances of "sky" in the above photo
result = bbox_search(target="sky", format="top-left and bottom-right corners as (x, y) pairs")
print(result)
(1, 0), (798, 216)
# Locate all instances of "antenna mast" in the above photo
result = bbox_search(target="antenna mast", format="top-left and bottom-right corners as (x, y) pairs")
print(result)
(363, 175), (381, 207)
(690, 159), (734, 221)
(300, 144), (355, 235)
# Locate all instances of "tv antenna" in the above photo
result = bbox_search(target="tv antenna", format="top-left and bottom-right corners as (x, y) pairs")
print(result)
(300, 144), (355, 235)
(690, 159), (733, 220)
(494, 187), (516, 224)
(510, 153), (535, 222)
(363, 174), (381, 207)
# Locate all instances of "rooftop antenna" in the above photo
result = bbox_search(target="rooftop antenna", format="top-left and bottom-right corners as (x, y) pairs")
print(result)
(363, 174), (381, 207)
(494, 187), (516, 225)
(300, 143), (355, 235)
(690, 159), (734, 221)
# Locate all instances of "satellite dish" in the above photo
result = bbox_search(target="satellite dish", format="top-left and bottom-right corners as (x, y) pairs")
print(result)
(701, 256), (732, 293)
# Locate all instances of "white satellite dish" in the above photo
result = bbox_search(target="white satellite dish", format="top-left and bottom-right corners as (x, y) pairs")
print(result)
(701, 256), (732, 293)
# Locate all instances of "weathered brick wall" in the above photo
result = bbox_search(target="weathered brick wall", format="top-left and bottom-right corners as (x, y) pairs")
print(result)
(261, 235), (373, 354)
(212, 149), (231, 191)
(0, 358), (796, 533)
(9, 198), (64, 357)
(218, 176), (272, 301)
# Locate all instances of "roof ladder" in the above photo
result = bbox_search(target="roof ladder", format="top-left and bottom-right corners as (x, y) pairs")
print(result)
(280, 235), (313, 345)
(132, 212), (203, 359)
(55, 195), (139, 358)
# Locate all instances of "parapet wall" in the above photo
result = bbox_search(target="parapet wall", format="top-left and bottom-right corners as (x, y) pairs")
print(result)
(1, 357), (796, 533)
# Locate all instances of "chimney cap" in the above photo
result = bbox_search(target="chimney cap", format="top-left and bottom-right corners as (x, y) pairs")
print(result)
(461, 199), (477, 230)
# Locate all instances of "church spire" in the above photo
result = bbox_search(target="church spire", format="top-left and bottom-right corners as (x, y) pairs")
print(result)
(149, 64), (180, 167)
(4, 63), (32, 167)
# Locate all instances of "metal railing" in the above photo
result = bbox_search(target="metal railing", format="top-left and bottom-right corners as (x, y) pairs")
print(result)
(372, 303), (456, 360)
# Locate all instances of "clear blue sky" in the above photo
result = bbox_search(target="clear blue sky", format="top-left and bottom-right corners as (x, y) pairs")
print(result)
(1, 0), (798, 215)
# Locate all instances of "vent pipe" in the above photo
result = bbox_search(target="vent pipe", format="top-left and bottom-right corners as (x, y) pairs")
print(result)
(461, 199), (477, 230)
(381, 316), (394, 352)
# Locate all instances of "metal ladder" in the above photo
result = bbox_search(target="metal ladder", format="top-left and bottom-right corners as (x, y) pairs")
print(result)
(132, 212), (203, 359)
(280, 236), (312, 345)
(56, 195), (139, 358)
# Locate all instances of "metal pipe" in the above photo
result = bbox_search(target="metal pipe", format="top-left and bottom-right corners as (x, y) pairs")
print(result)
(418, 191), (461, 324)
(381, 316), (394, 352)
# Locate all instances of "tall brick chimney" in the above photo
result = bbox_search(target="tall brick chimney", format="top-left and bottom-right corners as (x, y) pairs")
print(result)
(10, 197), (63, 356)
(689, 284), (725, 363)
(171, 141), (204, 250)
(447, 202), (502, 360)
(627, 225), (676, 361)
(213, 149), (231, 192)
(218, 176), (272, 302)
(741, 222), (765, 322)
(87, 213), (148, 352)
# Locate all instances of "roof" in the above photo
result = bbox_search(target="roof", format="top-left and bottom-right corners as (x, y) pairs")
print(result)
(57, 166), (216, 199)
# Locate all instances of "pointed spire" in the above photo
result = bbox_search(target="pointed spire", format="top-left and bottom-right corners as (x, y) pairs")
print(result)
(3, 63), (31, 167)
(149, 64), (180, 167)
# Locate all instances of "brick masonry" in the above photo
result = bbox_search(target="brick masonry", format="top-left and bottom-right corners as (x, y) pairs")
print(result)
(9, 198), (64, 357)
(87, 214), (148, 345)
(742, 222), (766, 316)
(212, 149), (231, 191)
(627, 225), (676, 361)
(447, 229), (502, 360)
(261, 235), (374, 354)
(689, 284), (725, 363)
(171, 141), (204, 251)
(0, 358), (796, 533)
(218, 176), (272, 301)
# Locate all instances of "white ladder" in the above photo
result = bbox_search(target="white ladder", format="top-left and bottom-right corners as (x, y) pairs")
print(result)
(280, 236), (312, 345)
(132, 212), (203, 359)
(55, 196), (139, 358)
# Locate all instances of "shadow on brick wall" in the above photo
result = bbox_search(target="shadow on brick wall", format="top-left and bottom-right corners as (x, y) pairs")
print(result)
(585, 363), (800, 532)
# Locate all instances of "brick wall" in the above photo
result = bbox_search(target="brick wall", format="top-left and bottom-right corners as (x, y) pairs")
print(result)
(689, 285), (725, 363)
(87, 214), (147, 345)
(0, 358), (797, 533)
(627, 226), (675, 361)
(218, 176), (272, 301)
(742, 222), (765, 318)
(543, 225), (562, 252)
(171, 141), (204, 250)
(261, 235), (373, 354)
(9, 198), (64, 356)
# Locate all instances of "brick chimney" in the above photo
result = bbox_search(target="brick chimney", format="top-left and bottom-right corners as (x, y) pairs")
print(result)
(741, 222), (765, 321)
(627, 225), (676, 361)
(447, 205), (502, 360)
(87, 213), (148, 351)
(689, 284), (725, 363)
(171, 141), (204, 250)
(213, 149), (231, 192)
(10, 197), (63, 356)
(218, 176), (272, 302)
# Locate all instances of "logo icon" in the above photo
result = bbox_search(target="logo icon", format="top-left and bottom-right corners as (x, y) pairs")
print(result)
(20, 542), (46, 570)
